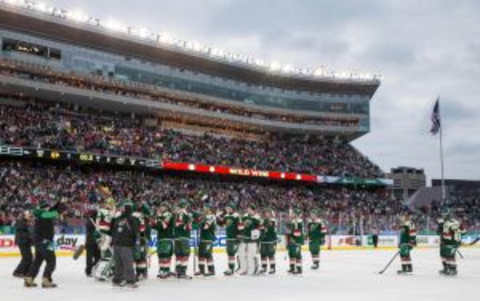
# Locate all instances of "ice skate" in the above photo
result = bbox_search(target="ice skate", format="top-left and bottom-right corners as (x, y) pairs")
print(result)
(126, 281), (139, 288)
(204, 266), (215, 277)
(296, 266), (303, 275)
(268, 265), (276, 275)
(195, 265), (206, 277)
(288, 264), (296, 274)
(13, 272), (25, 278)
(24, 277), (37, 288)
(41, 277), (57, 288)
(224, 269), (234, 276)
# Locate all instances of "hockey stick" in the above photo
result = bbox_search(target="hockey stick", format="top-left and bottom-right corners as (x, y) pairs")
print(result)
(457, 249), (464, 259)
(73, 217), (98, 260)
(469, 237), (480, 246)
(193, 230), (199, 274)
(378, 251), (400, 274)
(73, 244), (85, 260)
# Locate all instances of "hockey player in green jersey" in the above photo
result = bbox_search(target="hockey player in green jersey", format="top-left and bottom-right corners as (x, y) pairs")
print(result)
(153, 202), (175, 279)
(286, 209), (304, 275)
(132, 201), (152, 281)
(217, 203), (240, 276)
(259, 208), (277, 275)
(238, 204), (262, 275)
(307, 209), (327, 270)
(173, 200), (193, 279)
(195, 204), (217, 277)
(397, 211), (416, 274)
(438, 210), (464, 276)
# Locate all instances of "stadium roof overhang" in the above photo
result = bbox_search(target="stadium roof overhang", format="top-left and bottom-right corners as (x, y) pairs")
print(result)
(0, 7), (380, 97)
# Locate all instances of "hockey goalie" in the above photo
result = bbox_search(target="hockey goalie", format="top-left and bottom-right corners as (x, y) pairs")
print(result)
(237, 204), (261, 275)
(93, 197), (116, 281)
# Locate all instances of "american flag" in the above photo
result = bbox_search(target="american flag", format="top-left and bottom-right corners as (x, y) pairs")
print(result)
(430, 98), (441, 135)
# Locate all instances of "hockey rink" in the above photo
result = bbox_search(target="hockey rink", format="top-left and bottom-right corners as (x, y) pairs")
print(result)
(1, 248), (478, 301)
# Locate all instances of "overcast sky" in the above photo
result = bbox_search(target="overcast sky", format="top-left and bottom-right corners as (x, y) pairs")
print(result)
(50, 0), (480, 182)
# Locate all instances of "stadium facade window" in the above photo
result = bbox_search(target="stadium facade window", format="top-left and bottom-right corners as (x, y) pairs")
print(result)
(1, 38), (61, 60)
(113, 65), (370, 115)
(50, 48), (62, 60)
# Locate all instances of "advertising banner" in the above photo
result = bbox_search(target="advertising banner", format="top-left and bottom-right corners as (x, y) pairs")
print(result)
(0, 234), (85, 255)
(0, 145), (393, 186)
(4, 234), (475, 256)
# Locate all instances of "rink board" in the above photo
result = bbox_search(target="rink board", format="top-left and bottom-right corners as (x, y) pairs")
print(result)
(1, 234), (478, 257)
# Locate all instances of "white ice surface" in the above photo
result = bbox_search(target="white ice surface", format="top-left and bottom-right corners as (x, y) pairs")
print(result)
(1, 248), (479, 301)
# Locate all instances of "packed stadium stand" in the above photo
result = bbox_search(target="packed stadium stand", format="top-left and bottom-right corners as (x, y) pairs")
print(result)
(0, 95), (383, 178)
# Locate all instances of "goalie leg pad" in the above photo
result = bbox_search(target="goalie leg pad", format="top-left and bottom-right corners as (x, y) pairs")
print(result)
(93, 258), (114, 281)
(237, 242), (247, 274)
(98, 235), (112, 252)
(246, 242), (258, 275)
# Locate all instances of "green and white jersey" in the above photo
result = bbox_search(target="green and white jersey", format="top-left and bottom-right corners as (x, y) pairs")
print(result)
(96, 208), (115, 235)
(307, 218), (327, 243)
(441, 218), (464, 245)
(218, 212), (240, 239)
(199, 213), (216, 242)
(174, 210), (192, 239)
(238, 213), (261, 242)
(399, 220), (416, 245)
(260, 218), (277, 243)
(154, 211), (174, 240)
(132, 211), (146, 234)
(286, 218), (304, 245)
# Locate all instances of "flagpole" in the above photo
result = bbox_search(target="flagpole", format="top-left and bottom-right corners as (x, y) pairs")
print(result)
(438, 98), (446, 203)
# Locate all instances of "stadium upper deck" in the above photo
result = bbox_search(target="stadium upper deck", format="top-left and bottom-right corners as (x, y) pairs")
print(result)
(0, 0), (381, 140)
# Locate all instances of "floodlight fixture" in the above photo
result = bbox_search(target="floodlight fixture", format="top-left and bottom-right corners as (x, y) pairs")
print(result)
(67, 10), (88, 23)
(313, 68), (325, 77)
(104, 18), (126, 33)
(269, 61), (281, 72)
(137, 27), (150, 39)
(159, 33), (174, 45)
(192, 41), (202, 52)
(35, 1), (50, 13)
(282, 64), (293, 73)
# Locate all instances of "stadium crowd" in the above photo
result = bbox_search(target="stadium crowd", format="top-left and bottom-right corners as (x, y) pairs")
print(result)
(0, 58), (359, 127)
(0, 160), (478, 235)
(0, 97), (383, 178)
(423, 190), (480, 233)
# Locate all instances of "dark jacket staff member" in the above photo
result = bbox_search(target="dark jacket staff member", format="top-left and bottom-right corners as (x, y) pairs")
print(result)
(13, 210), (33, 278)
(112, 202), (139, 288)
(25, 199), (66, 288)
(85, 209), (101, 277)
